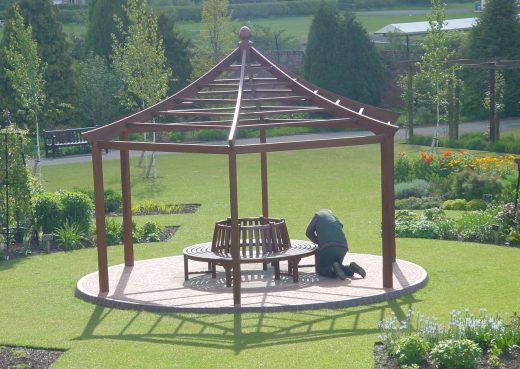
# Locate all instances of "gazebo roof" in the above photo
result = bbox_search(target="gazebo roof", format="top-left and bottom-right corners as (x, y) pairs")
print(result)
(84, 26), (399, 151)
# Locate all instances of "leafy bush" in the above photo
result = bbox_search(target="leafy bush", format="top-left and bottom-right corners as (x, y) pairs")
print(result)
(456, 211), (497, 243)
(395, 209), (457, 240)
(104, 189), (122, 213)
(395, 196), (441, 210)
(196, 129), (228, 141)
(59, 191), (93, 233)
(395, 179), (429, 199)
(105, 218), (122, 246)
(32, 192), (63, 234)
(392, 334), (429, 366)
(55, 222), (87, 251)
(395, 154), (415, 183)
(466, 199), (487, 211)
(442, 199), (467, 210)
(452, 169), (502, 201)
(408, 134), (433, 146)
(430, 339), (481, 369)
(141, 221), (162, 242)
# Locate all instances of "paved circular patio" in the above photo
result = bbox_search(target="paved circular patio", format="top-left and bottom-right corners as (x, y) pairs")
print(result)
(76, 253), (428, 313)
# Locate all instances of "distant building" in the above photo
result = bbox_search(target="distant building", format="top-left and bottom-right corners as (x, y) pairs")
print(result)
(53, 0), (89, 5)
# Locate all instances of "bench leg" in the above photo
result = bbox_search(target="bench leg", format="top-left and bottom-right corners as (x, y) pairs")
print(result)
(288, 260), (293, 274)
(273, 261), (280, 280)
(223, 264), (232, 287)
(262, 262), (268, 271)
(292, 257), (302, 283)
(184, 255), (189, 281)
(211, 263), (217, 278)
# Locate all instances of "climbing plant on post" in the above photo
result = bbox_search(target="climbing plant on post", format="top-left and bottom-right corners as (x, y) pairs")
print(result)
(414, 0), (460, 146)
(112, 0), (171, 177)
(0, 117), (34, 252)
(2, 4), (46, 181)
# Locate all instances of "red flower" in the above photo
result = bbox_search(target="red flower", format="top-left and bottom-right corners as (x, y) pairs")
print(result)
(425, 155), (434, 163)
(421, 151), (427, 159)
(443, 150), (452, 157)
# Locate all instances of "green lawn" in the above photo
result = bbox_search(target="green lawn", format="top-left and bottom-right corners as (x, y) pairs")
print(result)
(1, 144), (519, 369)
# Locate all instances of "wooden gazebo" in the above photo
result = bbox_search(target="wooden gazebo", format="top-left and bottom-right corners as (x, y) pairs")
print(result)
(84, 27), (400, 305)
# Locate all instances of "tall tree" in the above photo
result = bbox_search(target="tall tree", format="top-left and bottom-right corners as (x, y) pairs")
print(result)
(191, 0), (233, 78)
(304, 3), (339, 93)
(1, 0), (76, 128)
(85, 0), (127, 60)
(414, 0), (460, 145)
(157, 12), (192, 93)
(464, 0), (520, 117)
(304, 3), (383, 105)
(78, 54), (120, 126)
(112, 0), (170, 111)
(2, 4), (46, 167)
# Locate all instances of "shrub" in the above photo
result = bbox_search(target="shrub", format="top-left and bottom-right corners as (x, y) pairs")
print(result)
(395, 179), (429, 200)
(395, 197), (441, 210)
(59, 191), (93, 233)
(456, 211), (497, 243)
(395, 154), (415, 183)
(442, 199), (467, 210)
(105, 219), (122, 246)
(32, 193), (63, 234)
(392, 334), (429, 366)
(196, 130), (227, 141)
(430, 339), (481, 369)
(408, 134), (433, 146)
(104, 189), (122, 213)
(141, 221), (162, 242)
(55, 222), (87, 251)
(466, 199), (487, 211)
(452, 169), (502, 201)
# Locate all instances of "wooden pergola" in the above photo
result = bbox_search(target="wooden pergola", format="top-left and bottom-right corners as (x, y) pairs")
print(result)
(84, 27), (400, 306)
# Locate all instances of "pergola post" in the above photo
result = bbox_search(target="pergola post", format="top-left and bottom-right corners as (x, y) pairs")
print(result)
(229, 150), (241, 305)
(260, 128), (268, 218)
(92, 142), (109, 292)
(381, 135), (395, 288)
(120, 131), (134, 266)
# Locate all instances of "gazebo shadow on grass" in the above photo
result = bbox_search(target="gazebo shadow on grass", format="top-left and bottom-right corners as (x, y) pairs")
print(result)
(75, 294), (420, 354)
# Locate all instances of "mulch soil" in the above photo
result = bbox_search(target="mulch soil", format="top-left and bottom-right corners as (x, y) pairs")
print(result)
(0, 346), (63, 369)
(374, 343), (520, 369)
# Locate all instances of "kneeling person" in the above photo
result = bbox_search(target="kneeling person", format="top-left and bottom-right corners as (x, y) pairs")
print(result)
(305, 209), (366, 280)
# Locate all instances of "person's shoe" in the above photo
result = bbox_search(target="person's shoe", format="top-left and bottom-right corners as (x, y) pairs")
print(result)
(349, 262), (366, 278)
(332, 261), (346, 280)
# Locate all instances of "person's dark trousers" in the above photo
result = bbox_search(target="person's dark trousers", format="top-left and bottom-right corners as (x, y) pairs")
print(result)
(316, 246), (348, 278)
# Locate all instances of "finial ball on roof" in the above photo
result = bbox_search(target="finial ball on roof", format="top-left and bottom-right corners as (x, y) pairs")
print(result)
(239, 26), (252, 41)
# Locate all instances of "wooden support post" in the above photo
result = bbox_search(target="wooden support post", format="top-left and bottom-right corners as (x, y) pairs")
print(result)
(229, 150), (241, 305)
(489, 62), (496, 142)
(260, 128), (269, 218)
(92, 143), (109, 292)
(120, 131), (134, 266)
(381, 136), (395, 289)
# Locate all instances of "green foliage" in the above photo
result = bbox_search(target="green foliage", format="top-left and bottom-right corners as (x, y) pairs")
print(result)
(104, 189), (122, 213)
(395, 196), (441, 210)
(3, 0), (76, 128)
(1, 4), (45, 137)
(392, 334), (429, 366)
(430, 339), (481, 369)
(249, 23), (299, 52)
(0, 124), (35, 236)
(466, 199), (487, 211)
(141, 221), (162, 242)
(452, 169), (502, 200)
(465, 0), (520, 117)
(78, 54), (121, 126)
(32, 192), (62, 234)
(442, 198), (467, 210)
(157, 12), (192, 93)
(456, 210), (497, 243)
(59, 191), (93, 233)
(55, 221), (87, 251)
(112, 0), (171, 111)
(105, 218), (123, 246)
(196, 129), (227, 141)
(304, 3), (382, 105)
(85, 0), (126, 60)
(395, 179), (429, 199)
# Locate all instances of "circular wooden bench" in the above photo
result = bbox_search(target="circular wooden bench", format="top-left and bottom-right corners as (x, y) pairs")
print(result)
(183, 240), (317, 286)
(183, 217), (317, 286)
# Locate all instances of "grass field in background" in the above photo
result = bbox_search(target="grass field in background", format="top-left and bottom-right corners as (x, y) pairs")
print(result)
(1, 144), (519, 369)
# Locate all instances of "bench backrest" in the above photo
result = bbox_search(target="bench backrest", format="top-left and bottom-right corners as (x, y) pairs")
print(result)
(212, 217), (291, 256)
(44, 127), (95, 144)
